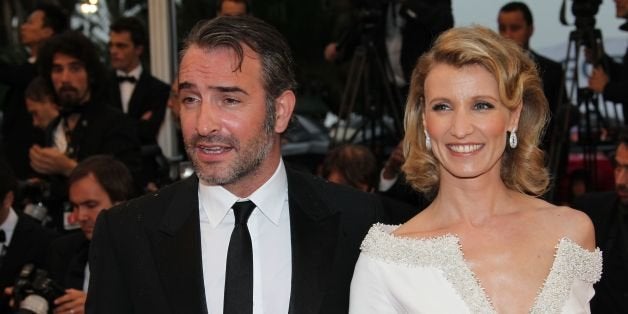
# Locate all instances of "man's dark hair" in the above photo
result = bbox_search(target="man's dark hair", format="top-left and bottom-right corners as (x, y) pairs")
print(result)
(68, 155), (135, 203)
(38, 31), (106, 101)
(35, 3), (70, 35)
(110, 16), (147, 48)
(500, 2), (534, 26)
(321, 144), (378, 191)
(181, 16), (297, 132)
(24, 76), (55, 102)
(0, 158), (17, 201)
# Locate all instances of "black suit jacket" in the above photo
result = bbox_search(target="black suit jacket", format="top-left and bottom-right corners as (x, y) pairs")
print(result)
(47, 231), (90, 290)
(108, 70), (170, 144)
(0, 213), (56, 312)
(86, 167), (385, 313)
(573, 191), (628, 313)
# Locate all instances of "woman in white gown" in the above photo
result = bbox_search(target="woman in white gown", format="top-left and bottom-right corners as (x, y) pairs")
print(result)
(349, 26), (602, 314)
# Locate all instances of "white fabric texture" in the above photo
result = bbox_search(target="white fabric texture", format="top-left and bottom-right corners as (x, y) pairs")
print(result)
(350, 224), (602, 314)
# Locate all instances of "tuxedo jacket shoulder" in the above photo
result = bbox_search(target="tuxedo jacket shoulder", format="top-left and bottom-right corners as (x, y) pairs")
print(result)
(86, 167), (384, 314)
(0, 214), (56, 306)
(530, 50), (564, 111)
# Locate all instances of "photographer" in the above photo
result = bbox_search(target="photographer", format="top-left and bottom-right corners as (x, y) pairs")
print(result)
(0, 159), (56, 313)
(324, 0), (453, 90)
(588, 0), (628, 123)
(44, 155), (134, 314)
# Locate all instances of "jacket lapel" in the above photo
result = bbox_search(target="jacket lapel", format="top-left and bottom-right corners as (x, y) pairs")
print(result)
(152, 176), (208, 314)
(287, 169), (340, 314)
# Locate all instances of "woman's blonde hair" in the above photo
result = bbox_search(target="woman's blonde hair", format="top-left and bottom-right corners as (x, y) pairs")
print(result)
(402, 25), (550, 197)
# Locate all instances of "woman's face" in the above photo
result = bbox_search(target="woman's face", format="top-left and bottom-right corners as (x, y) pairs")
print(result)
(423, 63), (520, 180)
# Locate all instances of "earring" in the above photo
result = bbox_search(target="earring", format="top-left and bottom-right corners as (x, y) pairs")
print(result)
(425, 133), (432, 150)
(509, 130), (518, 149)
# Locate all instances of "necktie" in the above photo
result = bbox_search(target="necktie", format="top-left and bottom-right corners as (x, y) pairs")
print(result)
(224, 200), (255, 314)
(117, 75), (137, 84)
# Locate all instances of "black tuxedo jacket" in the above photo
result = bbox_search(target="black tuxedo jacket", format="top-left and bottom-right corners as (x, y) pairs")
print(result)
(86, 167), (385, 313)
(573, 191), (628, 313)
(0, 213), (56, 312)
(108, 70), (170, 144)
(47, 231), (90, 290)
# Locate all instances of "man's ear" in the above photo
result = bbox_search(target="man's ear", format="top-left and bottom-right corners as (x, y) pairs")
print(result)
(273, 90), (296, 133)
(2, 191), (14, 211)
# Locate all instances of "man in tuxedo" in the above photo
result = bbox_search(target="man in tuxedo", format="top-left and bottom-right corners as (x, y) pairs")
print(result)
(573, 128), (628, 313)
(87, 16), (387, 314)
(1, 4), (68, 179)
(0, 159), (56, 312)
(107, 17), (170, 189)
(46, 155), (135, 314)
(31, 31), (142, 230)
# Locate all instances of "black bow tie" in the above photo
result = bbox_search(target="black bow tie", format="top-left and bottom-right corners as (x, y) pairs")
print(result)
(117, 75), (137, 83)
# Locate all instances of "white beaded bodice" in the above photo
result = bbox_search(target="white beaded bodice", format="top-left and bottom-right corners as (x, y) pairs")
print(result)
(350, 224), (602, 314)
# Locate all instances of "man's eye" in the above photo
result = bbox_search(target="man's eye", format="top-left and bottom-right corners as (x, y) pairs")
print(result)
(224, 98), (240, 105)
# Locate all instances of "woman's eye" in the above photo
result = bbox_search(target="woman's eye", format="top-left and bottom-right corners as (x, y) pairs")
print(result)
(432, 103), (450, 111)
(474, 102), (494, 110)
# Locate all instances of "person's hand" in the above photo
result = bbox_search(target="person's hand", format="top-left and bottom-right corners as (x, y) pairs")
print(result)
(382, 143), (405, 180)
(324, 42), (338, 62)
(588, 66), (609, 93)
(53, 289), (86, 314)
(29, 145), (77, 176)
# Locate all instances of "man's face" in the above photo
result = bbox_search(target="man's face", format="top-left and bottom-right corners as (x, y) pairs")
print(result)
(614, 143), (628, 205)
(51, 53), (91, 107)
(25, 97), (59, 129)
(616, 0), (628, 18)
(109, 31), (143, 73)
(178, 44), (293, 193)
(218, 0), (248, 16)
(69, 173), (114, 240)
(497, 10), (533, 49)
(20, 10), (53, 47)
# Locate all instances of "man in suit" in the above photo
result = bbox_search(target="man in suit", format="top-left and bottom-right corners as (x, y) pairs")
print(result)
(0, 158), (56, 312)
(588, 0), (628, 123)
(108, 17), (170, 189)
(46, 155), (135, 314)
(31, 31), (142, 230)
(1, 4), (68, 179)
(573, 128), (628, 313)
(87, 16), (387, 314)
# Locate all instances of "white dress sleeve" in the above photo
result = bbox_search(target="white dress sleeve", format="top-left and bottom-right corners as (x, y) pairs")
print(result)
(349, 253), (403, 314)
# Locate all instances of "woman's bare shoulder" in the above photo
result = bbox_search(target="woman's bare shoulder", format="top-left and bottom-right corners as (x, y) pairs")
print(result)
(530, 200), (596, 250)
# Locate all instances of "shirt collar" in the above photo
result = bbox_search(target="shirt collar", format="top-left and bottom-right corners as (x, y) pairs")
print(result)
(198, 159), (288, 228)
(116, 64), (142, 80)
(0, 207), (18, 245)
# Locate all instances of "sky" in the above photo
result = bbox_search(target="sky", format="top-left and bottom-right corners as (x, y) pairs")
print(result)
(452, 0), (627, 60)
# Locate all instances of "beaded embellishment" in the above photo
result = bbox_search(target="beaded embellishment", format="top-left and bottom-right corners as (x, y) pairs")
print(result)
(360, 224), (602, 314)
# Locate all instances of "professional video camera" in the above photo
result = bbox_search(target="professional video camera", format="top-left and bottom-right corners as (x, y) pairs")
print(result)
(11, 264), (65, 314)
(571, 0), (602, 31)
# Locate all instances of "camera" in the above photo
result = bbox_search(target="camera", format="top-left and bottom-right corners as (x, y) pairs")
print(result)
(12, 264), (65, 314)
(571, 0), (602, 31)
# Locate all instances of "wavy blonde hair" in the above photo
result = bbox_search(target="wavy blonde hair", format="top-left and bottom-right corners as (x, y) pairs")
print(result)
(402, 26), (550, 197)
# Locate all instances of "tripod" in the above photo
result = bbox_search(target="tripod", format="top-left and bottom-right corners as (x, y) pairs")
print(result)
(330, 30), (404, 154)
(548, 27), (610, 201)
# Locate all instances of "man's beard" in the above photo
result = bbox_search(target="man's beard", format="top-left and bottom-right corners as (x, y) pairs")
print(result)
(57, 85), (84, 110)
(185, 123), (274, 186)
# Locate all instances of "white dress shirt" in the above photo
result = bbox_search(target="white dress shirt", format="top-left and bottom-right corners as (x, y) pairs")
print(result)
(199, 159), (292, 314)
(116, 64), (142, 113)
(0, 207), (18, 245)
